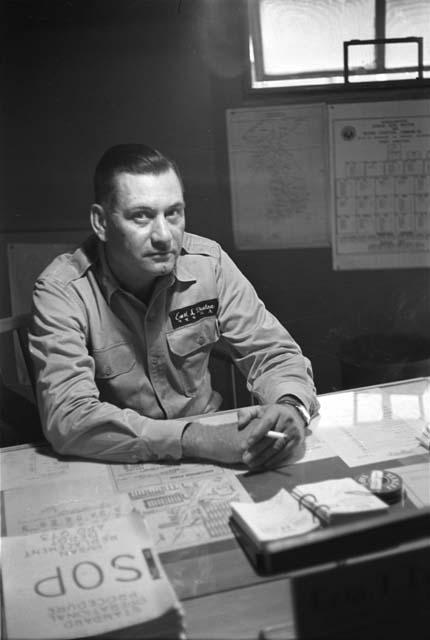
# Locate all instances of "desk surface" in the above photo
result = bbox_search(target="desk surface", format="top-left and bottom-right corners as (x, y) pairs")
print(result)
(1, 377), (429, 639)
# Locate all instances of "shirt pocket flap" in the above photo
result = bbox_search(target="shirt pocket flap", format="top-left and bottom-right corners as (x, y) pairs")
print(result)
(93, 343), (136, 378)
(166, 318), (220, 357)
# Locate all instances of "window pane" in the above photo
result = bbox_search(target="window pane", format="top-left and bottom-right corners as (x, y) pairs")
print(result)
(385, 0), (430, 69)
(259, 0), (375, 76)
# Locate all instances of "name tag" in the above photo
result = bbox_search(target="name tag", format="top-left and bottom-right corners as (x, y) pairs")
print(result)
(170, 298), (218, 328)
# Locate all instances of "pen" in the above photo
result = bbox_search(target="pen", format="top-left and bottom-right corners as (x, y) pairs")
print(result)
(266, 430), (288, 440)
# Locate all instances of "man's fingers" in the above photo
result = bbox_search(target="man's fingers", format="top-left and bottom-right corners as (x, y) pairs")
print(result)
(245, 407), (290, 446)
(238, 404), (306, 467)
(237, 406), (261, 430)
(243, 432), (288, 466)
(266, 432), (306, 468)
(243, 427), (302, 469)
(242, 436), (273, 465)
(255, 441), (297, 470)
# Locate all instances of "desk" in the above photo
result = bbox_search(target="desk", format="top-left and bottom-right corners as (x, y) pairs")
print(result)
(1, 378), (429, 639)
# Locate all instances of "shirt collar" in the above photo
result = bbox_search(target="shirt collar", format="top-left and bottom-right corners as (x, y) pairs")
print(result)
(97, 241), (196, 303)
(174, 252), (197, 284)
(97, 242), (122, 303)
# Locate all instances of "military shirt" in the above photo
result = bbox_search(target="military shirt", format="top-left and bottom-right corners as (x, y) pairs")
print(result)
(29, 232), (318, 462)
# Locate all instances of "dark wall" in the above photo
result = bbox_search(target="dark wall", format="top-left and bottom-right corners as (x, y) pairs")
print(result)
(2, 0), (430, 394)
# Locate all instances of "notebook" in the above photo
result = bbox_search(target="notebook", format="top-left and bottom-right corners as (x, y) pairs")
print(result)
(291, 477), (389, 524)
(230, 488), (320, 553)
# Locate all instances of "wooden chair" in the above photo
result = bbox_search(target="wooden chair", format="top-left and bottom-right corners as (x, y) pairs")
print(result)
(0, 313), (44, 446)
(0, 313), (35, 389)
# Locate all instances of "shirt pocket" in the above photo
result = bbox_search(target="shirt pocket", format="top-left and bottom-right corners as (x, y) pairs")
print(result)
(166, 317), (220, 396)
(93, 342), (136, 379)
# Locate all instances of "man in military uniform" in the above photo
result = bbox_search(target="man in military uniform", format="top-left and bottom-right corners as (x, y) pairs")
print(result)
(29, 144), (318, 468)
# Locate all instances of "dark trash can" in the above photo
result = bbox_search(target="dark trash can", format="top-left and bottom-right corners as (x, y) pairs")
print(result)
(339, 333), (430, 389)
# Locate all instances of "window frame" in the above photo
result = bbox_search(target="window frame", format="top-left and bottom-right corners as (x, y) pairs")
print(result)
(248, 0), (430, 93)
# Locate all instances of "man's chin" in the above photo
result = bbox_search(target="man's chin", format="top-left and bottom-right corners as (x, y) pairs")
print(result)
(157, 263), (175, 275)
(145, 256), (177, 275)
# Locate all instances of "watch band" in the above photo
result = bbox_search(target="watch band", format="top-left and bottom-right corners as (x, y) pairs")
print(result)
(278, 397), (311, 426)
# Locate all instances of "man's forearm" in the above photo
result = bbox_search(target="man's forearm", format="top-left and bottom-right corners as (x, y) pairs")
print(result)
(39, 397), (187, 463)
(181, 421), (245, 464)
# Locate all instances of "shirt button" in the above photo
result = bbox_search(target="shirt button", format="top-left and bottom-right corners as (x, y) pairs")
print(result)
(105, 366), (112, 375)
(197, 336), (205, 345)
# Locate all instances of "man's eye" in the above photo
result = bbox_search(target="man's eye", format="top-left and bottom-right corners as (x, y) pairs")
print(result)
(133, 211), (148, 221)
(167, 208), (183, 218)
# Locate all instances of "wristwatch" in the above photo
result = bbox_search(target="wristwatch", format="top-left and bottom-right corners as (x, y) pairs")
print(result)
(278, 396), (311, 427)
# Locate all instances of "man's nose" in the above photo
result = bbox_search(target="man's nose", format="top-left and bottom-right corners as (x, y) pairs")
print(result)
(151, 215), (172, 245)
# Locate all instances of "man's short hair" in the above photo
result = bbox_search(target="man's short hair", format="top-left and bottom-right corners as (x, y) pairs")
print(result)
(94, 144), (184, 207)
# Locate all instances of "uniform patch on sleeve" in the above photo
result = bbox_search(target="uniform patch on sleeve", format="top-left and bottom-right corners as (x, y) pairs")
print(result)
(169, 298), (218, 328)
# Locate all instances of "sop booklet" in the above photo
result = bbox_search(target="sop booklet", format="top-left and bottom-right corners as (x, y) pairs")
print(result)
(1, 513), (185, 640)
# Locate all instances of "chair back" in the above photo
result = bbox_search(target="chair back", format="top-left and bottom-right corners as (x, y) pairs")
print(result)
(0, 313), (35, 392)
(0, 313), (44, 446)
(209, 343), (254, 409)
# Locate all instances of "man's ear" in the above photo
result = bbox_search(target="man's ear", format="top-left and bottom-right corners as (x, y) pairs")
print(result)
(90, 204), (107, 242)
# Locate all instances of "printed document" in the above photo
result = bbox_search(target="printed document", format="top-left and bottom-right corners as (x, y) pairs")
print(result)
(0, 445), (111, 491)
(226, 103), (329, 249)
(319, 417), (425, 467)
(121, 465), (252, 553)
(329, 99), (430, 270)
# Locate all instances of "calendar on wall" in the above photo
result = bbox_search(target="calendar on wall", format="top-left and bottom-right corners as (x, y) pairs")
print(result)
(328, 100), (430, 270)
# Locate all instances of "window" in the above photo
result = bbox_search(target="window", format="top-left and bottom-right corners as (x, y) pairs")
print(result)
(249, 0), (430, 89)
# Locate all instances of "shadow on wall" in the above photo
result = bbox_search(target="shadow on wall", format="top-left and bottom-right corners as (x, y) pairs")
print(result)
(0, 372), (45, 447)
(339, 333), (430, 389)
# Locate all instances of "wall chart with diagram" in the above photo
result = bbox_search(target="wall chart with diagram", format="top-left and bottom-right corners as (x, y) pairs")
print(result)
(226, 103), (329, 250)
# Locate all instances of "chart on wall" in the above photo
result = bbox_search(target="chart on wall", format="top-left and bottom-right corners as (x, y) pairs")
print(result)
(226, 103), (329, 249)
(329, 99), (430, 270)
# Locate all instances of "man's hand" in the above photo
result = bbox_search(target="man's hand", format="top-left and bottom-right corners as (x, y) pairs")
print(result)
(181, 404), (307, 469)
(181, 419), (251, 465)
(237, 404), (306, 469)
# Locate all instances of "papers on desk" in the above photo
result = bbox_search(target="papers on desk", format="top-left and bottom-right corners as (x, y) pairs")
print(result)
(0, 444), (111, 491)
(316, 380), (429, 467)
(110, 457), (243, 491)
(295, 427), (337, 464)
(319, 417), (426, 467)
(121, 465), (252, 553)
(2, 480), (133, 536)
(1, 513), (185, 639)
(1, 456), (252, 554)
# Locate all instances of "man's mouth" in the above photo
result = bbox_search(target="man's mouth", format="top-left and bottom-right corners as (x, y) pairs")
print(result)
(149, 251), (173, 258)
